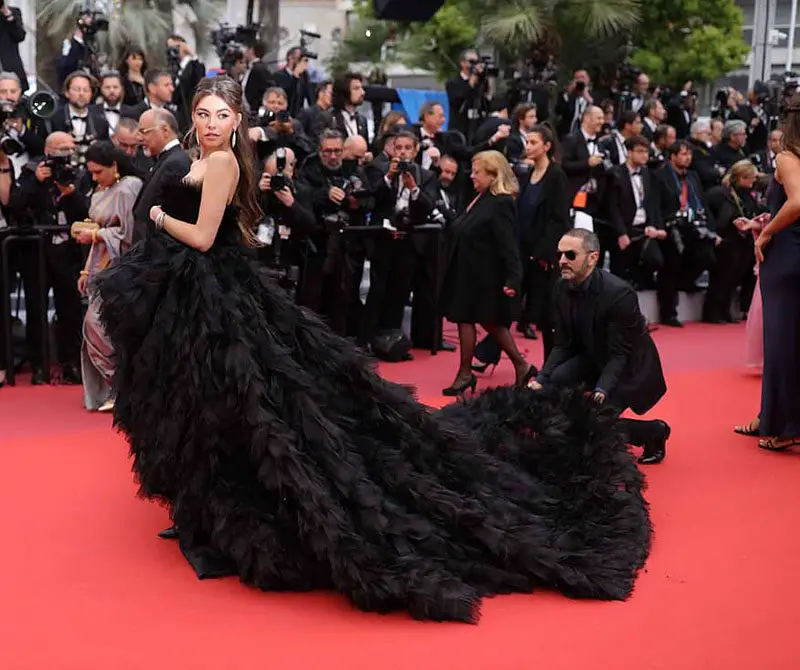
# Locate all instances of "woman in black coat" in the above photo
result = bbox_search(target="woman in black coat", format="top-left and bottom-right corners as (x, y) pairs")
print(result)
(440, 150), (535, 395)
(473, 125), (571, 367)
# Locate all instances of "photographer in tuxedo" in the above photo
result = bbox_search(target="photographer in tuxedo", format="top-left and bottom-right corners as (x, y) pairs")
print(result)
(688, 120), (724, 191)
(51, 72), (110, 153)
(15, 131), (93, 385)
(121, 68), (176, 121)
(445, 49), (491, 139)
(273, 46), (314, 118)
(641, 98), (666, 141)
(759, 128), (783, 176)
(606, 135), (667, 286)
(131, 108), (189, 243)
(166, 35), (205, 132)
(296, 129), (372, 335)
(599, 111), (643, 167)
(241, 39), (274, 114)
(528, 229), (670, 465)
(555, 69), (593, 138)
(250, 86), (314, 163)
(360, 129), (437, 351)
(654, 140), (718, 327)
(648, 124), (676, 169)
(711, 120), (748, 171)
(298, 80), (332, 139)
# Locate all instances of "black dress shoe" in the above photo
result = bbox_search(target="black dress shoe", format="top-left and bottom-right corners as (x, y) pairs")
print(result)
(523, 326), (538, 340)
(30, 367), (46, 385)
(438, 341), (457, 353)
(661, 317), (684, 328)
(61, 364), (81, 385)
(638, 420), (670, 465)
(158, 525), (179, 540)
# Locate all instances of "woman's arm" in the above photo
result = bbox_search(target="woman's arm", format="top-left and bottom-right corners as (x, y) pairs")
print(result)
(156, 153), (238, 252)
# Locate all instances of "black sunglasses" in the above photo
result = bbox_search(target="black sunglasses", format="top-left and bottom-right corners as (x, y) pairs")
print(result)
(558, 250), (578, 261)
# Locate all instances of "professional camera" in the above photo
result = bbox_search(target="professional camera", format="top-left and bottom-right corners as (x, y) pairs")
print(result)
(260, 109), (291, 126)
(299, 29), (321, 61)
(469, 54), (499, 78)
(77, 10), (109, 38)
(665, 209), (712, 255)
(270, 148), (292, 192)
(331, 174), (369, 200)
(396, 160), (414, 174)
(43, 153), (79, 184)
(0, 91), (58, 155)
(209, 22), (260, 69)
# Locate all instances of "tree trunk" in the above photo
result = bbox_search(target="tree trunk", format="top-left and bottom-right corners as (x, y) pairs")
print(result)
(35, 0), (61, 90)
(258, 0), (280, 64)
(152, 0), (175, 67)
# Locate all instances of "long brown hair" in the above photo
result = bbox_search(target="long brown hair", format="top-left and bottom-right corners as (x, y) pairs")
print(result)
(781, 91), (800, 159)
(190, 76), (262, 247)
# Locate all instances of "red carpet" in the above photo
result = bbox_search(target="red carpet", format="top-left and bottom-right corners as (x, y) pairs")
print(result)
(1, 323), (799, 670)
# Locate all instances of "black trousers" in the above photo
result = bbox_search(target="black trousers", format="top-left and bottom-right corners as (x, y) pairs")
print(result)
(656, 235), (716, 321)
(703, 236), (754, 321)
(296, 238), (364, 337)
(360, 235), (415, 345)
(609, 235), (664, 286)
(16, 237), (82, 367)
(541, 354), (664, 447)
(409, 233), (444, 349)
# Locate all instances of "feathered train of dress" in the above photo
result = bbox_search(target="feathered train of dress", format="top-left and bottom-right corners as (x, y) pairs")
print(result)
(95, 178), (651, 623)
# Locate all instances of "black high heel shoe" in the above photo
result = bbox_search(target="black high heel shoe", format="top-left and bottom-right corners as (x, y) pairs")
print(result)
(471, 360), (498, 375)
(516, 364), (538, 387)
(442, 374), (478, 397)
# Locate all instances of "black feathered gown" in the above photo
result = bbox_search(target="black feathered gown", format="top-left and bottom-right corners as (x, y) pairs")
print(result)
(95, 177), (651, 623)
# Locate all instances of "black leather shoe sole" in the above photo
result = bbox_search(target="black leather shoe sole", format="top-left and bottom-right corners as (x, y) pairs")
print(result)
(158, 525), (179, 540)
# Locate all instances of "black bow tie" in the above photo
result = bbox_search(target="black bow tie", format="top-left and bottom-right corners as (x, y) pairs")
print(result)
(586, 136), (596, 143)
(71, 115), (87, 122)
(631, 169), (642, 176)
(105, 108), (120, 114)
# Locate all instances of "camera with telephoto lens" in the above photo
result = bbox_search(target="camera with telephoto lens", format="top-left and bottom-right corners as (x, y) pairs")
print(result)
(43, 153), (78, 185)
(665, 209), (712, 255)
(396, 160), (414, 174)
(260, 109), (291, 126)
(469, 54), (499, 78)
(0, 92), (58, 156)
(270, 148), (292, 192)
(77, 10), (109, 37)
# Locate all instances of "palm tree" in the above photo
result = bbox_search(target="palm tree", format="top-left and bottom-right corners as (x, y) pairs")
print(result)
(37, 0), (221, 71)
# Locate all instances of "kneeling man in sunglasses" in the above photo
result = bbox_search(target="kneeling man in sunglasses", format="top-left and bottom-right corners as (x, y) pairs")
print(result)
(528, 228), (670, 464)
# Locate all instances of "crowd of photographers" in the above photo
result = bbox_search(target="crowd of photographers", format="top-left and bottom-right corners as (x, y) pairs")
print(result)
(0, 26), (782, 388)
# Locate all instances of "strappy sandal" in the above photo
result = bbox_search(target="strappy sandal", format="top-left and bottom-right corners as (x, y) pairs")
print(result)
(734, 418), (760, 436)
(758, 437), (800, 452)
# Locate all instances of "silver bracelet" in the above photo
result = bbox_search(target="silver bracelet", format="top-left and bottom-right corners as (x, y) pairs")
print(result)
(155, 211), (167, 229)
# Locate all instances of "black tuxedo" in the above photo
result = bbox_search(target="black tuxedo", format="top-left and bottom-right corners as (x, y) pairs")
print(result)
(172, 60), (206, 131)
(318, 108), (370, 145)
(561, 131), (608, 216)
(688, 138), (722, 191)
(540, 269), (666, 416)
(361, 163), (438, 346)
(0, 7), (28, 91)
(666, 101), (693, 139)
(598, 133), (628, 167)
(606, 164), (664, 283)
(244, 60), (275, 113)
(50, 104), (110, 143)
(554, 91), (589, 138)
(131, 144), (192, 244)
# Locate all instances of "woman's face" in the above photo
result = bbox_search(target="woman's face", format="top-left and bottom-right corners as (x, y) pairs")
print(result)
(526, 132), (550, 161)
(193, 93), (240, 153)
(87, 160), (116, 188)
(126, 52), (144, 72)
(471, 161), (494, 193)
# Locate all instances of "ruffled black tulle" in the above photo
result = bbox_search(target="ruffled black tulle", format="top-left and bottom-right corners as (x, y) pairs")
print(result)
(96, 229), (651, 623)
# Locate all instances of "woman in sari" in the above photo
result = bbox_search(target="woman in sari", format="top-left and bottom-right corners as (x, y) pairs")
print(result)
(75, 141), (142, 411)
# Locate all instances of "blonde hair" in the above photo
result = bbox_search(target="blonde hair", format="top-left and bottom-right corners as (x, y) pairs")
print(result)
(722, 159), (757, 188)
(472, 150), (519, 197)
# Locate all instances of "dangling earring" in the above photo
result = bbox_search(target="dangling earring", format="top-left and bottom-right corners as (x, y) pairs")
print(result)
(195, 131), (200, 145)
(114, 171), (120, 182)
(232, 131), (237, 148)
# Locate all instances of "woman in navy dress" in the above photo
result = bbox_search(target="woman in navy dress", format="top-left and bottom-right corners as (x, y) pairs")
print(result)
(746, 96), (800, 450)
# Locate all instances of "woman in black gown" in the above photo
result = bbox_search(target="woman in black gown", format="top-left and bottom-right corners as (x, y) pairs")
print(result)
(95, 76), (651, 623)
(747, 97), (800, 450)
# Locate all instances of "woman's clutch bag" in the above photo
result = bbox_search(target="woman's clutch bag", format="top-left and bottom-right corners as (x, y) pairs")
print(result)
(70, 219), (99, 239)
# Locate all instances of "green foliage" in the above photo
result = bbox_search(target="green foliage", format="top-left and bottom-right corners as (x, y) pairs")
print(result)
(630, 0), (749, 87)
(330, 0), (641, 83)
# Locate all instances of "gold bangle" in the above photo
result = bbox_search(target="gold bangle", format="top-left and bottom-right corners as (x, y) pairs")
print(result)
(79, 270), (89, 276)
(91, 229), (98, 243)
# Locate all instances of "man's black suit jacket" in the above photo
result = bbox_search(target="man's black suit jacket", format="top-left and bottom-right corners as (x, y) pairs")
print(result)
(540, 269), (667, 414)
(49, 104), (110, 142)
(0, 7), (28, 91)
(244, 61), (275, 113)
(606, 164), (662, 237)
(131, 144), (192, 243)
(172, 60), (206, 131)
(561, 131), (608, 215)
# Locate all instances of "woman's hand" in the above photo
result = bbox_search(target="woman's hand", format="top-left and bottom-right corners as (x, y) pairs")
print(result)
(503, 286), (516, 297)
(149, 205), (163, 223)
(76, 229), (95, 245)
(755, 230), (772, 263)
(77, 273), (89, 295)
